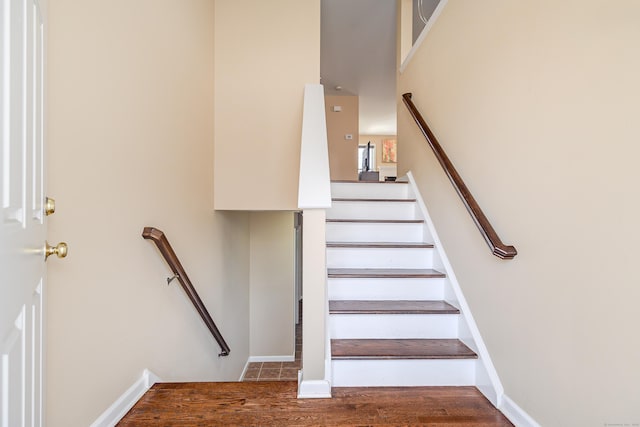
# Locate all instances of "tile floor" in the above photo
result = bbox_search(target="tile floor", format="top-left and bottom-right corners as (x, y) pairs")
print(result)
(242, 316), (302, 382)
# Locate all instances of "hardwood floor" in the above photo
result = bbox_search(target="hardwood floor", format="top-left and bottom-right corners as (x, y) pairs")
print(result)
(118, 382), (513, 426)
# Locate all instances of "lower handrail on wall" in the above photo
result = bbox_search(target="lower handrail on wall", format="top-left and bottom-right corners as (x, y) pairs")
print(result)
(142, 227), (230, 356)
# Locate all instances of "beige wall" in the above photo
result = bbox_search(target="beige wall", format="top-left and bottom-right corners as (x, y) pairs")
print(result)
(325, 95), (359, 180)
(47, 2), (252, 426)
(398, 1), (640, 425)
(249, 212), (295, 357)
(213, 0), (321, 210)
(399, 0), (413, 63)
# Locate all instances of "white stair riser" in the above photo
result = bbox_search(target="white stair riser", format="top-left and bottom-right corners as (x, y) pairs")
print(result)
(330, 314), (459, 339)
(328, 278), (445, 301)
(326, 247), (434, 269)
(326, 222), (424, 243)
(331, 359), (476, 387)
(331, 183), (409, 199)
(327, 201), (417, 220)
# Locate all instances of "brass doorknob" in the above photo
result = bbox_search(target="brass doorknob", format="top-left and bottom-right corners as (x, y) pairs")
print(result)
(45, 241), (68, 260)
(45, 197), (56, 216)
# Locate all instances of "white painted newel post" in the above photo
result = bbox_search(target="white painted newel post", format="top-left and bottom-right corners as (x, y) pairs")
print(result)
(298, 84), (331, 209)
(297, 84), (332, 398)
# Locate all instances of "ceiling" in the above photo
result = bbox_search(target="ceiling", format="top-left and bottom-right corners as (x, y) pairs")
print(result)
(321, 0), (398, 136)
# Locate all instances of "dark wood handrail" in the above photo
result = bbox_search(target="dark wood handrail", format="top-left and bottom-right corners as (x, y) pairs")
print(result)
(142, 227), (230, 356)
(402, 93), (517, 260)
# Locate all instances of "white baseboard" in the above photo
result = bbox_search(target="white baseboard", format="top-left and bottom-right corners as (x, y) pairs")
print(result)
(297, 375), (332, 399)
(499, 394), (541, 427)
(239, 359), (251, 381)
(90, 369), (161, 427)
(247, 355), (295, 362)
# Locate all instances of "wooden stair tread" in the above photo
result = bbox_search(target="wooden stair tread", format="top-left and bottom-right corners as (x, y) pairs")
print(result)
(331, 180), (408, 184)
(331, 339), (477, 360)
(332, 198), (416, 202)
(328, 268), (445, 278)
(326, 219), (424, 224)
(327, 241), (434, 248)
(329, 300), (459, 314)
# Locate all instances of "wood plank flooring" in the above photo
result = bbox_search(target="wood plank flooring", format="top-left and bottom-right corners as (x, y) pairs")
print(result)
(118, 381), (513, 426)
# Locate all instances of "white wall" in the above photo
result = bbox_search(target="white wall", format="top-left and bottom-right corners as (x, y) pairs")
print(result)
(249, 212), (295, 358)
(47, 1), (251, 426)
(398, 1), (640, 425)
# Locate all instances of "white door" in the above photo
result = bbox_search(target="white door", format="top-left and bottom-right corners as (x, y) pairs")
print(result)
(0, 1), (61, 426)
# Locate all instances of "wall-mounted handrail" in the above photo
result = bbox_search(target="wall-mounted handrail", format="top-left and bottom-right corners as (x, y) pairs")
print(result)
(142, 227), (230, 356)
(402, 93), (517, 260)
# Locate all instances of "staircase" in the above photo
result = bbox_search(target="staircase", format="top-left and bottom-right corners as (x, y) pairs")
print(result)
(326, 180), (481, 388)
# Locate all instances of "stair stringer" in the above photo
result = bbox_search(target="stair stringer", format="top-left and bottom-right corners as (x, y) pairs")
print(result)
(405, 171), (504, 407)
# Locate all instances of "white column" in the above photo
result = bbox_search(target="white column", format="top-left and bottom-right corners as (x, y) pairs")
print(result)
(298, 209), (331, 398)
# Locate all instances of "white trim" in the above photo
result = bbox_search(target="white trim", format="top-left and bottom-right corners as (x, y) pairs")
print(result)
(297, 374), (332, 399)
(296, 255), (333, 399)
(399, 0), (449, 74)
(297, 293), (332, 401)
(323, 279), (332, 390)
(247, 355), (295, 363)
(500, 395), (541, 427)
(407, 171), (504, 406)
(238, 359), (251, 381)
(90, 369), (161, 427)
